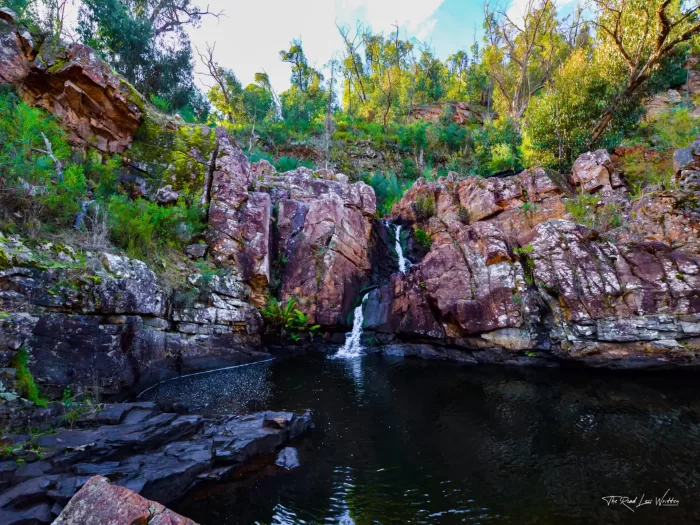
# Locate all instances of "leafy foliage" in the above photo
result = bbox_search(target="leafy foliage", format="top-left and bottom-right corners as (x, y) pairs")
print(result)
(78, 0), (210, 115)
(413, 227), (432, 250)
(12, 348), (47, 407)
(365, 172), (409, 216)
(107, 196), (205, 259)
(260, 296), (320, 341)
(413, 193), (436, 222)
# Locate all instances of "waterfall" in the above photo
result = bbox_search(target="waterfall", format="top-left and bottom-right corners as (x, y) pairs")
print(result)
(394, 224), (409, 274)
(333, 293), (369, 359)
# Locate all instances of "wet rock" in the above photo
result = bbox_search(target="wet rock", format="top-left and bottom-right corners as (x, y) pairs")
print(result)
(0, 404), (312, 523)
(275, 447), (300, 470)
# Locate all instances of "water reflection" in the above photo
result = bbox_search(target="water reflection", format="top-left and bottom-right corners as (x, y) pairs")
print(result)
(173, 355), (700, 525)
(138, 359), (274, 414)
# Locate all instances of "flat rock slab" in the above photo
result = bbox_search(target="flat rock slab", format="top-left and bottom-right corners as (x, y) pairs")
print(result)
(0, 403), (312, 524)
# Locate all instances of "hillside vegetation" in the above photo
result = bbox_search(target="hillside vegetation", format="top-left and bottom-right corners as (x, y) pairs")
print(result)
(1, 0), (700, 255)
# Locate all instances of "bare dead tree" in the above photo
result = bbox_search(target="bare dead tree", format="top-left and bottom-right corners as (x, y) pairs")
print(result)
(33, 132), (64, 182)
(196, 42), (234, 123)
(337, 21), (368, 103)
(151, 1), (223, 37)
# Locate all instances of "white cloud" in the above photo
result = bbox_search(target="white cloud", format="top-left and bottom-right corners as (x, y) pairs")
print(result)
(189, 0), (446, 95)
(56, 0), (446, 96)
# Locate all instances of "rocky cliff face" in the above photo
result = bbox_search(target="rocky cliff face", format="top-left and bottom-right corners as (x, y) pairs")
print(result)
(0, 4), (699, 397)
(0, 235), (265, 402)
(0, 9), (142, 153)
(366, 150), (700, 369)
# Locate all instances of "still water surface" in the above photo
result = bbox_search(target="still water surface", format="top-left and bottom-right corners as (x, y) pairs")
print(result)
(140, 355), (700, 524)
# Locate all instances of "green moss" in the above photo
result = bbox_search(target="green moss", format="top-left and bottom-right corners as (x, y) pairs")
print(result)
(0, 247), (10, 270)
(11, 348), (47, 407)
(128, 113), (217, 196)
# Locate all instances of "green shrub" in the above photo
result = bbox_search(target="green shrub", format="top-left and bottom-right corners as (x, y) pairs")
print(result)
(260, 296), (320, 341)
(149, 94), (172, 113)
(107, 196), (205, 259)
(638, 107), (700, 151)
(565, 193), (624, 232)
(413, 193), (436, 221)
(413, 226), (432, 250)
(365, 172), (409, 216)
(11, 348), (46, 407)
(0, 86), (71, 188)
(40, 164), (88, 226)
(620, 149), (675, 195)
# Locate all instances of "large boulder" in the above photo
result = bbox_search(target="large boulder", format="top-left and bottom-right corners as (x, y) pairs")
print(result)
(207, 129), (271, 308)
(569, 149), (613, 193)
(231, 161), (377, 326)
(672, 140), (700, 191)
(53, 476), (197, 525)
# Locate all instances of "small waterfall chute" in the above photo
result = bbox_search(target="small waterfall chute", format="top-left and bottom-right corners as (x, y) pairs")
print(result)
(392, 222), (410, 274)
(332, 293), (369, 359)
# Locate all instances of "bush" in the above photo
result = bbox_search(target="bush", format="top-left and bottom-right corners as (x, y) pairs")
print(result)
(40, 164), (88, 227)
(635, 107), (700, 151)
(260, 296), (320, 341)
(565, 193), (623, 232)
(471, 117), (523, 176)
(413, 226), (432, 250)
(365, 172), (409, 216)
(107, 196), (205, 259)
(620, 149), (675, 195)
(413, 193), (436, 221)
(0, 86), (71, 188)
(11, 348), (46, 406)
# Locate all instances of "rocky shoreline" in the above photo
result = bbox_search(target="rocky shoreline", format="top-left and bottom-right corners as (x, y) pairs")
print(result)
(0, 400), (312, 524)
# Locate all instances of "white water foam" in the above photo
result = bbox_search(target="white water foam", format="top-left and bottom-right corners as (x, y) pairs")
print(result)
(394, 224), (409, 274)
(333, 293), (369, 359)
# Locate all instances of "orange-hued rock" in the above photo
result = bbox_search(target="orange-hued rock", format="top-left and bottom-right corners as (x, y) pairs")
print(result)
(0, 9), (142, 153)
(53, 476), (197, 525)
(408, 101), (485, 125)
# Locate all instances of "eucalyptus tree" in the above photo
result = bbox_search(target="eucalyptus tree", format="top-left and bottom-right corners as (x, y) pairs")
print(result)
(78, 0), (220, 111)
(483, 0), (569, 124)
(588, 0), (700, 145)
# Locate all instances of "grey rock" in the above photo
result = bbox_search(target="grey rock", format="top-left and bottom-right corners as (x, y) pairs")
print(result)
(275, 447), (300, 470)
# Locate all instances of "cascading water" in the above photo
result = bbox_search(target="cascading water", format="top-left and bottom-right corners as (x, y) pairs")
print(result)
(393, 223), (409, 274)
(333, 293), (369, 359)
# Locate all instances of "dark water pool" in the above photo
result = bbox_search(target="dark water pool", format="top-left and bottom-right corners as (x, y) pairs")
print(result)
(140, 355), (700, 524)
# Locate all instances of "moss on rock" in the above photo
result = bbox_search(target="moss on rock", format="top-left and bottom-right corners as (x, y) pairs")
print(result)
(128, 112), (217, 197)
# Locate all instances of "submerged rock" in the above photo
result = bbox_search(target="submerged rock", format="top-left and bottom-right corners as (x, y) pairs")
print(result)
(275, 447), (301, 470)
